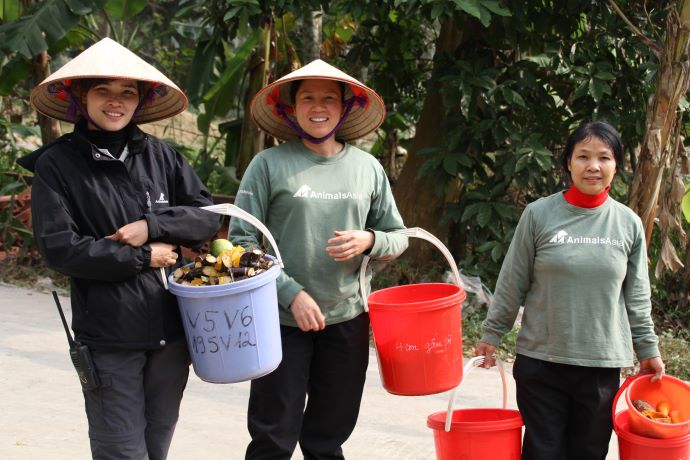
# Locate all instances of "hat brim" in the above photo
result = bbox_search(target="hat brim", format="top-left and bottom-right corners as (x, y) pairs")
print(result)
(30, 37), (188, 124)
(250, 60), (386, 142)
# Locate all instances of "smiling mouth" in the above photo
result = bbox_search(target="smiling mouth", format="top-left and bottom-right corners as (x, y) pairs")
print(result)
(104, 111), (124, 118)
(309, 117), (328, 122)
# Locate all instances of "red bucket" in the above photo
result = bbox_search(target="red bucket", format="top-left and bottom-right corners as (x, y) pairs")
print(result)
(612, 374), (690, 460)
(613, 374), (690, 440)
(361, 227), (466, 396)
(614, 411), (690, 459)
(625, 374), (690, 439)
(368, 282), (466, 395)
(427, 409), (523, 460)
(427, 357), (523, 460)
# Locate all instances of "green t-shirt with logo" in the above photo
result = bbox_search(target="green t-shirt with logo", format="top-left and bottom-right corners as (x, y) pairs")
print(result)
(229, 139), (408, 326)
(481, 192), (659, 367)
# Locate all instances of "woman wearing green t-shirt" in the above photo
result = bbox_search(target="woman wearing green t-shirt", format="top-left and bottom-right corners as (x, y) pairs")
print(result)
(476, 121), (665, 460)
(229, 60), (408, 460)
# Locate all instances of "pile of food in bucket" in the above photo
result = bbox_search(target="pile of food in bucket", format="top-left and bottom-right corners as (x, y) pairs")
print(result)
(632, 399), (685, 424)
(172, 238), (275, 286)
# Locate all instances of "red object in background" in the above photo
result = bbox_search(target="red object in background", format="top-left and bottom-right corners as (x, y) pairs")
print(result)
(0, 187), (32, 261)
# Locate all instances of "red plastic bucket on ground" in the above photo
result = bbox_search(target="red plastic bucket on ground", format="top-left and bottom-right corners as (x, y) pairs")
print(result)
(368, 283), (465, 395)
(361, 228), (466, 396)
(427, 357), (523, 460)
(427, 409), (523, 460)
(614, 410), (690, 459)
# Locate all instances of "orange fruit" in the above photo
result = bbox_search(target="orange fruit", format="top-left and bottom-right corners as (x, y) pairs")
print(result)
(669, 409), (683, 424)
(656, 400), (670, 416)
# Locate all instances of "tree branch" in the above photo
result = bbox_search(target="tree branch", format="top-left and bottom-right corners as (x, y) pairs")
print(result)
(607, 0), (662, 56)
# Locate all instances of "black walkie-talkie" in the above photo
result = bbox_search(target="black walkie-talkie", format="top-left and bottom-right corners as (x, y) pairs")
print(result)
(52, 291), (101, 391)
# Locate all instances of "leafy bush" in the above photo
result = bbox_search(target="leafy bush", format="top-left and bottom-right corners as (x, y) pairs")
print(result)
(0, 110), (37, 259)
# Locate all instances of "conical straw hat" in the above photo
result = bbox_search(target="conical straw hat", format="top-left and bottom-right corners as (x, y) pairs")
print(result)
(250, 59), (386, 142)
(30, 37), (187, 124)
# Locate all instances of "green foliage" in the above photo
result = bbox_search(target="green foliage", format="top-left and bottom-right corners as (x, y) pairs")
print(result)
(104, 0), (147, 20)
(0, 112), (38, 257)
(647, 219), (690, 334)
(0, 0), (22, 22)
(461, 308), (518, 362)
(0, 0), (107, 59)
(682, 183), (690, 224)
(0, 0), (108, 96)
(404, 0), (669, 287)
(658, 332), (690, 381)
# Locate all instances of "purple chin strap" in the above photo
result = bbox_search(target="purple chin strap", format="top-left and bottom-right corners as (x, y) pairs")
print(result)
(275, 95), (367, 144)
(64, 83), (157, 131)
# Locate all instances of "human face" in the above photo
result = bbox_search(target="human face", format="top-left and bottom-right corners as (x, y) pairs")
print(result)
(567, 136), (617, 195)
(84, 79), (140, 131)
(293, 79), (344, 141)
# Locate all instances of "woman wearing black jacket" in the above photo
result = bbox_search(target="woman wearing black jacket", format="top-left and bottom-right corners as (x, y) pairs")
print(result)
(18, 38), (220, 459)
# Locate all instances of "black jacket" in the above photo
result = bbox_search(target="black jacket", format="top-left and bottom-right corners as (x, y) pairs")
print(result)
(19, 124), (221, 351)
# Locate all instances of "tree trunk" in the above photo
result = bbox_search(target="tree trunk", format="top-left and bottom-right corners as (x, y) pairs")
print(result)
(32, 50), (61, 144)
(301, 8), (322, 62)
(386, 129), (399, 183)
(393, 21), (464, 263)
(627, 0), (690, 249)
(237, 52), (266, 178)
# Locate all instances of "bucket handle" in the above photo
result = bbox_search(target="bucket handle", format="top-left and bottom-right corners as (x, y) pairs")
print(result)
(359, 227), (460, 312)
(201, 203), (284, 268)
(444, 356), (508, 432)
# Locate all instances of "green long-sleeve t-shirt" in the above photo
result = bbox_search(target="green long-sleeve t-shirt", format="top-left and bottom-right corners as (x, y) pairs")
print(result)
(229, 139), (408, 327)
(481, 192), (660, 367)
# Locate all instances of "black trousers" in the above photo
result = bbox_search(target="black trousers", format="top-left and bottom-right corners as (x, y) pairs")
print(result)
(513, 354), (620, 460)
(245, 313), (370, 460)
(84, 339), (190, 460)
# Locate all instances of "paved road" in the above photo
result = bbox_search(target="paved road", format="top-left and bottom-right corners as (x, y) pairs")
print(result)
(0, 283), (620, 459)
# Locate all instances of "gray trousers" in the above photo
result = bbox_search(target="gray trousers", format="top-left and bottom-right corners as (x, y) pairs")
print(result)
(84, 339), (190, 460)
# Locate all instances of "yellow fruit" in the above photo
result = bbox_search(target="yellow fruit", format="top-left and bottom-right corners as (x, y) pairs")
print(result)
(231, 245), (245, 268)
(656, 400), (670, 416)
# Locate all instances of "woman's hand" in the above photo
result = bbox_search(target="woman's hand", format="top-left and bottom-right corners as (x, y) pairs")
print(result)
(326, 230), (374, 261)
(149, 242), (178, 268)
(290, 290), (326, 332)
(475, 341), (497, 368)
(639, 356), (665, 382)
(106, 219), (149, 247)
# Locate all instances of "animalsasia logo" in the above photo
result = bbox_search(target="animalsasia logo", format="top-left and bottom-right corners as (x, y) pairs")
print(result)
(293, 185), (312, 198)
(549, 230), (568, 244)
(549, 229), (625, 248)
(155, 192), (169, 204)
(293, 184), (364, 200)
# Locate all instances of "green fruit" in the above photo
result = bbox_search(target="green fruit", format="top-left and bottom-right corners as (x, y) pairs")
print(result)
(210, 238), (233, 256)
